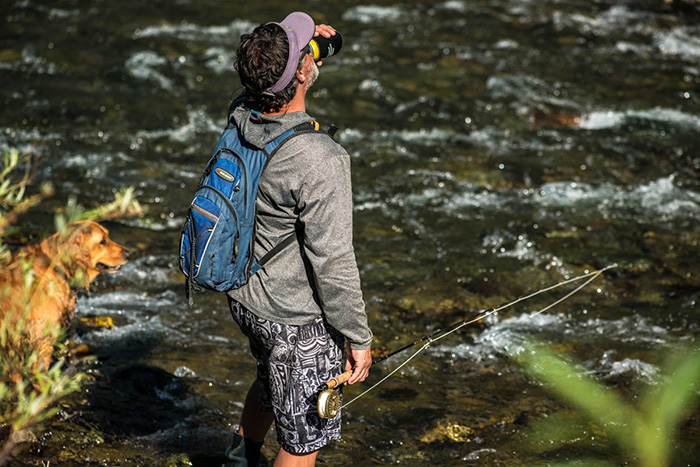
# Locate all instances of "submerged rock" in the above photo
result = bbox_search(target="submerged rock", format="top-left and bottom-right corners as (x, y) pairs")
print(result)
(79, 315), (114, 329)
(420, 420), (475, 443)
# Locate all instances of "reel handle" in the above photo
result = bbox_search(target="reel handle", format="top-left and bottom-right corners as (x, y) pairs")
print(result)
(324, 369), (353, 390)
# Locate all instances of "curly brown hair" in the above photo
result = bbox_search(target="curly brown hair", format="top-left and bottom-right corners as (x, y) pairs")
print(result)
(234, 23), (305, 113)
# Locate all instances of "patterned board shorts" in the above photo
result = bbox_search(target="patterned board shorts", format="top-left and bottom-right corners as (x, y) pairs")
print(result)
(229, 299), (345, 454)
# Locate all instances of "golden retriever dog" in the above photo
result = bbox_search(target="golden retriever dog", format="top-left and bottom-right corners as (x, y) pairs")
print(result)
(0, 221), (130, 377)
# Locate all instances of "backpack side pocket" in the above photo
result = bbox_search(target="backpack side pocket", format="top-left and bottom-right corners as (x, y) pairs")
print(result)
(180, 196), (222, 279)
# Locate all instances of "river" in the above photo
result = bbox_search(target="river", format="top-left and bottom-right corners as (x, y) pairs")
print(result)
(1, 0), (699, 465)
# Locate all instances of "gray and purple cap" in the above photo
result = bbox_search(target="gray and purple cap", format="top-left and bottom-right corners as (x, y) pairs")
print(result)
(266, 12), (315, 94)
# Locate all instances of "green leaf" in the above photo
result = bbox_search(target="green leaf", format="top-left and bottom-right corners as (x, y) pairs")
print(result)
(648, 347), (700, 432)
(54, 212), (66, 233)
(518, 342), (639, 447)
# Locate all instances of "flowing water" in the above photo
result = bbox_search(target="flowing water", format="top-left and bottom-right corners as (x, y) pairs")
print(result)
(2, 0), (699, 465)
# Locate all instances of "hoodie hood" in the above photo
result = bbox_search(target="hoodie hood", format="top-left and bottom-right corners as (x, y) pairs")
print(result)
(230, 100), (314, 150)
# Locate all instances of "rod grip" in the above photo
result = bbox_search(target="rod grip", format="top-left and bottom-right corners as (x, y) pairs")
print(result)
(325, 369), (353, 389)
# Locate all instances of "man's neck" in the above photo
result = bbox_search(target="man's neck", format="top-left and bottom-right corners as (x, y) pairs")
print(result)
(263, 87), (306, 116)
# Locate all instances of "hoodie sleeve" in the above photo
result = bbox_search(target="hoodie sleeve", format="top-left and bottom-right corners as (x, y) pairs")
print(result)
(297, 146), (373, 350)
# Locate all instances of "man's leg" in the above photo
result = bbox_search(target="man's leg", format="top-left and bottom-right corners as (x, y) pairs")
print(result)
(238, 380), (320, 467)
(239, 379), (274, 442)
(236, 379), (274, 466)
(227, 300), (276, 466)
(273, 448), (319, 467)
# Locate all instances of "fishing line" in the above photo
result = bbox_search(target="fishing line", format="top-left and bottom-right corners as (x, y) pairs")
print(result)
(317, 263), (617, 417)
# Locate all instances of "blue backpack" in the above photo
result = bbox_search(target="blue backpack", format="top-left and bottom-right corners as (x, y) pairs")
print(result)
(179, 117), (333, 306)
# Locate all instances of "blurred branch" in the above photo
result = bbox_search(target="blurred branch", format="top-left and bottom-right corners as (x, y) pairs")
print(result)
(82, 187), (143, 220)
(55, 187), (144, 235)
(0, 148), (53, 237)
(0, 360), (83, 466)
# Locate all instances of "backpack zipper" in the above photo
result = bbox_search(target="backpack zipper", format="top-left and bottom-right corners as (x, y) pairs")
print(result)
(218, 148), (248, 209)
(199, 185), (238, 231)
(191, 203), (219, 222)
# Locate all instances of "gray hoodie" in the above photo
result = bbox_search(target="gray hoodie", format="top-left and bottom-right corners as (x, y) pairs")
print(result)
(226, 102), (373, 350)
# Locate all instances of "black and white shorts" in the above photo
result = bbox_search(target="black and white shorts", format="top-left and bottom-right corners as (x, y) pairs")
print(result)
(229, 299), (345, 454)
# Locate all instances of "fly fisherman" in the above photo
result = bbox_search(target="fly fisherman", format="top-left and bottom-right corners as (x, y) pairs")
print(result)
(223, 12), (373, 467)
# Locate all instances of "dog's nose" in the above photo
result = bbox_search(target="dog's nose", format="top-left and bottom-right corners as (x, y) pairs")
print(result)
(123, 249), (132, 260)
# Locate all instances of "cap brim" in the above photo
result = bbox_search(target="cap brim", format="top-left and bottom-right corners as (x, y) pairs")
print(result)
(266, 12), (316, 94)
(280, 12), (315, 53)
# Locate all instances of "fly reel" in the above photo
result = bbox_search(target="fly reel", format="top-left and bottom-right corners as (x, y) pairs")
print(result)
(317, 388), (341, 419)
(317, 369), (353, 419)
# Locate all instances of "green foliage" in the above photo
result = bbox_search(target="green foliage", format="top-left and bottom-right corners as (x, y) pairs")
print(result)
(56, 187), (143, 234)
(0, 148), (141, 465)
(0, 148), (52, 237)
(515, 341), (700, 467)
(0, 359), (83, 443)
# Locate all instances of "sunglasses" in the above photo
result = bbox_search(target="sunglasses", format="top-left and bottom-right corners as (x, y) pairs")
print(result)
(299, 44), (311, 63)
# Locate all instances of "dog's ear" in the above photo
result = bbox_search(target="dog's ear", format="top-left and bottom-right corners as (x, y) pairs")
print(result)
(62, 245), (92, 289)
(56, 224), (93, 276)
(45, 231), (64, 256)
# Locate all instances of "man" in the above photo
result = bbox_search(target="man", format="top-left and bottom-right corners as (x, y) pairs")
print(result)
(223, 12), (373, 467)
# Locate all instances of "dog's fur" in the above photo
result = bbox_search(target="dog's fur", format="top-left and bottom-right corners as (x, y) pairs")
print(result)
(0, 221), (130, 374)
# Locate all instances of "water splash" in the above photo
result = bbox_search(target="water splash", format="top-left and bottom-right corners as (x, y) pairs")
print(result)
(133, 108), (221, 145)
(654, 27), (700, 61)
(536, 175), (700, 223)
(133, 19), (255, 42)
(432, 311), (671, 362)
(342, 5), (406, 24)
(580, 107), (700, 130)
(125, 51), (174, 91)
(598, 352), (659, 382)
(0, 46), (57, 75)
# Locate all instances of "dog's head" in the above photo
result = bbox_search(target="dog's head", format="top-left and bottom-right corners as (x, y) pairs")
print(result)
(53, 221), (131, 286)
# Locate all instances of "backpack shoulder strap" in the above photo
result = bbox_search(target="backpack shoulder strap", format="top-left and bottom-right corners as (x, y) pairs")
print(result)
(263, 120), (338, 158)
(258, 231), (298, 267)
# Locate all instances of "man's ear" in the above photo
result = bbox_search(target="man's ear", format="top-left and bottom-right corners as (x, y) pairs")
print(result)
(296, 63), (307, 84)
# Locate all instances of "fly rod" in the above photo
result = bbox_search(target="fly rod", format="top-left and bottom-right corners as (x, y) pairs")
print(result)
(317, 263), (617, 418)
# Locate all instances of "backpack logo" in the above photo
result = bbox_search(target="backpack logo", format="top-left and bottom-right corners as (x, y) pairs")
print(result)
(215, 167), (236, 182)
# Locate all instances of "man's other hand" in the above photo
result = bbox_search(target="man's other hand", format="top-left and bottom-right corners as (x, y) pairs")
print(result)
(345, 343), (371, 385)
